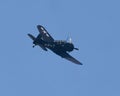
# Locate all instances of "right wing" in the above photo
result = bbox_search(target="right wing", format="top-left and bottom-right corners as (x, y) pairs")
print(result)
(37, 25), (54, 42)
(60, 52), (82, 65)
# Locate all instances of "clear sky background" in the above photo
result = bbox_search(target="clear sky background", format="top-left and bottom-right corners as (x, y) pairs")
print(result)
(0, 0), (120, 96)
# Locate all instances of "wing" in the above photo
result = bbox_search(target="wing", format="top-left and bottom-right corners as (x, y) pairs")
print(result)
(37, 25), (54, 42)
(60, 52), (82, 65)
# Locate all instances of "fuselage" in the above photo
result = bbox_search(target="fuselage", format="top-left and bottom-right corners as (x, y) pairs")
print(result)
(33, 39), (74, 53)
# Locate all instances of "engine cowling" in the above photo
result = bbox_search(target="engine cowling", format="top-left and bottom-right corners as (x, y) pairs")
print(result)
(64, 43), (74, 52)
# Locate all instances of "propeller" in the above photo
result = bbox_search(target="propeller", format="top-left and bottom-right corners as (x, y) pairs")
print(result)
(66, 33), (79, 50)
(74, 48), (79, 50)
(66, 33), (72, 43)
(69, 37), (72, 43)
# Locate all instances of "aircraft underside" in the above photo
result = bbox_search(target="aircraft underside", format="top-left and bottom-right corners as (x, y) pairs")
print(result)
(28, 25), (82, 65)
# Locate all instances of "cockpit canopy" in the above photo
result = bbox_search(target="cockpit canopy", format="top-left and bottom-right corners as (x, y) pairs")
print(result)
(54, 40), (74, 52)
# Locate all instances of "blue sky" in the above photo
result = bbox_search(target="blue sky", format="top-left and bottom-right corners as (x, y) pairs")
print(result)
(0, 0), (120, 96)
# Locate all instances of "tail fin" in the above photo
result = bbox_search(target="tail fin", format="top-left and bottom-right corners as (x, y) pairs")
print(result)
(28, 34), (36, 41)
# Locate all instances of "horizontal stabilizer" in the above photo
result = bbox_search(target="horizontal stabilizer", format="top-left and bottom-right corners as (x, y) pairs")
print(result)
(28, 34), (35, 41)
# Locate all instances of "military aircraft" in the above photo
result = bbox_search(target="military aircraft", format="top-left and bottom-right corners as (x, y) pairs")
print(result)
(28, 25), (82, 65)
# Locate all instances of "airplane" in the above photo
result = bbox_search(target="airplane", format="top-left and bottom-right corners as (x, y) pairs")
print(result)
(28, 25), (82, 65)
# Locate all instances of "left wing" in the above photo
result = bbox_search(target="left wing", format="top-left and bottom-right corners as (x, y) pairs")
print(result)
(37, 25), (54, 42)
(60, 52), (82, 65)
